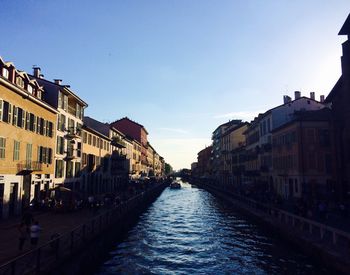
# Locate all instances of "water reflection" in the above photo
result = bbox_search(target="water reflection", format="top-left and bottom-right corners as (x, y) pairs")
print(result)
(97, 180), (330, 274)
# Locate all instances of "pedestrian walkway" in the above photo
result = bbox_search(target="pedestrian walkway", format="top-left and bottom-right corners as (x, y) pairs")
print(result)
(0, 207), (108, 265)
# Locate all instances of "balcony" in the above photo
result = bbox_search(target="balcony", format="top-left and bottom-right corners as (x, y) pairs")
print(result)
(17, 161), (42, 174)
(65, 148), (77, 160)
(111, 137), (126, 148)
(65, 127), (81, 139)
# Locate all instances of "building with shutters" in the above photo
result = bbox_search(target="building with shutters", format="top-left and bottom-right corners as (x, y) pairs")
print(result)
(0, 57), (57, 219)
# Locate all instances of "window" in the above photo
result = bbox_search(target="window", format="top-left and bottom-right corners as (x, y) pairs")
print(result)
(55, 159), (64, 178)
(82, 153), (87, 166)
(79, 106), (84, 120)
(29, 113), (36, 132)
(56, 136), (65, 154)
(88, 134), (92, 145)
(76, 104), (81, 119)
(58, 91), (68, 111)
(2, 101), (12, 123)
(0, 137), (6, 159)
(26, 143), (32, 163)
(58, 91), (62, 109)
(76, 123), (82, 136)
(66, 160), (74, 178)
(38, 146), (45, 163)
(47, 121), (53, 137)
(12, 106), (26, 128)
(38, 118), (44, 135)
(42, 120), (47, 136)
(75, 162), (81, 177)
(57, 114), (66, 131)
(12, 106), (18, 126)
(45, 120), (50, 137)
(13, 140), (20, 161)
(2, 68), (9, 79)
(63, 93), (68, 111)
(25, 111), (29, 130)
(93, 136), (96, 147)
(68, 118), (75, 134)
(16, 76), (24, 88)
(83, 132), (87, 143)
(47, 148), (52, 164)
(27, 85), (33, 94)
(77, 142), (81, 157)
(19, 108), (25, 128)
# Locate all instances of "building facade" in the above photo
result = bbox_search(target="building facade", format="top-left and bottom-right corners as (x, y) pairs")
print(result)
(325, 14), (350, 201)
(110, 117), (149, 176)
(0, 58), (57, 218)
(31, 70), (88, 189)
(272, 109), (334, 201)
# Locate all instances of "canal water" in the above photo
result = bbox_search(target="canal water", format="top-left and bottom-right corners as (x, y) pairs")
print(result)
(96, 180), (330, 274)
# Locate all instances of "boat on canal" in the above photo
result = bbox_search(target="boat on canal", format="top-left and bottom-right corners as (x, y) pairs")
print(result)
(169, 181), (181, 189)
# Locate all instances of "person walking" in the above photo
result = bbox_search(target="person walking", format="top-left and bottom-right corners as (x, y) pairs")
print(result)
(18, 222), (28, 251)
(30, 221), (42, 248)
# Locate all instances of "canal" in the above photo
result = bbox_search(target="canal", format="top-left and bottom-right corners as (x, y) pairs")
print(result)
(96, 180), (330, 274)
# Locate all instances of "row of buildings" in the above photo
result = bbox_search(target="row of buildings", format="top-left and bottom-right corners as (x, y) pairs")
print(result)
(0, 59), (166, 219)
(192, 13), (350, 204)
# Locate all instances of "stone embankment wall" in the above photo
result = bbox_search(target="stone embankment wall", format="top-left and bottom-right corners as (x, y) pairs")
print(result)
(196, 181), (350, 275)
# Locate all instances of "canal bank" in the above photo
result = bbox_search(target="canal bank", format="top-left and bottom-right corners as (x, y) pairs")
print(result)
(194, 180), (350, 275)
(0, 181), (168, 275)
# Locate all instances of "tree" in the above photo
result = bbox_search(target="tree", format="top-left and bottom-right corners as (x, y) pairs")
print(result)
(164, 163), (173, 175)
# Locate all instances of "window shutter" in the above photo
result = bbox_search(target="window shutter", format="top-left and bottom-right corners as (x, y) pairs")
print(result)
(58, 91), (62, 109)
(57, 114), (61, 131)
(37, 117), (41, 134)
(63, 95), (68, 111)
(0, 99), (3, 121)
(25, 111), (29, 130)
(8, 103), (12, 124)
(48, 148), (52, 164)
(12, 106), (17, 126)
(33, 114), (37, 132)
(42, 120), (46, 136)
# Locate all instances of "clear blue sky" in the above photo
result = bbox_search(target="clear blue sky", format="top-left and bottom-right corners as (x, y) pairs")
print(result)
(1, 1), (349, 170)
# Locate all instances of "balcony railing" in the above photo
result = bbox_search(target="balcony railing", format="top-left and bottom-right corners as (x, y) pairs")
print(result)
(17, 161), (42, 173)
(65, 127), (81, 139)
(111, 137), (126, 148)
(65, 148), (77, 160)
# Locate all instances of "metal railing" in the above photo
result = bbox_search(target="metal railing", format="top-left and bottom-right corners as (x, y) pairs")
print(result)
(0, 183), (166, 275)
(17, 161), (42, 173)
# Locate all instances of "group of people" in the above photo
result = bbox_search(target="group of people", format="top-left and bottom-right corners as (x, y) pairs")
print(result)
(18, 210), (42, 251)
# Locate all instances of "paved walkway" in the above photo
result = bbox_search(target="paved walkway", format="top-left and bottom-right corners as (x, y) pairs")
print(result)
(0, 207), (111, 265)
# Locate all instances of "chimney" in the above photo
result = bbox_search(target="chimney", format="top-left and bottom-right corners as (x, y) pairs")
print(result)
(320, 95), (325, 102)
(33, 67), (41, 78)
(294, 91), (301, 100)
(283, 95), (292, 104)
(310, 92), (315, 100)
(54, 79), (62, 85)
